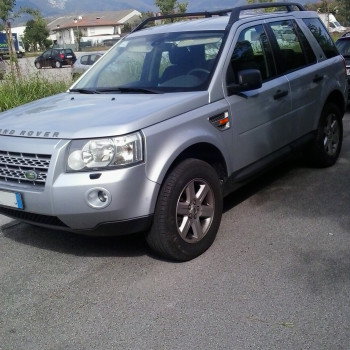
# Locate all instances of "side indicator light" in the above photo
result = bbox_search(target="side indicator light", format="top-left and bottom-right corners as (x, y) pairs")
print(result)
(209, 112), (230, 130)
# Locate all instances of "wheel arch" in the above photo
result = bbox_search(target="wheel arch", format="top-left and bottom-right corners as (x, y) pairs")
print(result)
(154, 142), (228, 188)
(174, 143), (227, 178)
(324, 90), (346, 118)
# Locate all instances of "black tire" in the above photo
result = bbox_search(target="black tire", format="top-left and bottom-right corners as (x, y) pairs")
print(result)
(55, 61), (62, 68)
(306, 102), (343, 168)
(35, 62), (41, 69)
(146, 159), (223, 261)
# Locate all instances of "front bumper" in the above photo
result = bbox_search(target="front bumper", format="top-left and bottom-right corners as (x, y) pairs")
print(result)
(0, 136), (159, 234)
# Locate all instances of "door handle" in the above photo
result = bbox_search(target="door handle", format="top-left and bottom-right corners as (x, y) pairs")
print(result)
(313, 74), (324, 83)
(273, 89), (288, 100)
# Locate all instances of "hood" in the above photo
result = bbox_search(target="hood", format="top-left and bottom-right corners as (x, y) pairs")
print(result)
(0, 91), (209, 139)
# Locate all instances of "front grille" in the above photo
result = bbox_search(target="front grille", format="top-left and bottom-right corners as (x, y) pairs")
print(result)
(0, 151), (51, 187)
(0, 206), (68, 227)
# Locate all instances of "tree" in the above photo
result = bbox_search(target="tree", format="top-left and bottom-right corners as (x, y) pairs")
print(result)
(154, 0), (188, 15)
(23, 17), (50, 51)
(0, 0), (20, 77)
(335, 0), (350, 26)
(304, 0), (349, 26)
(0, 2), (43, 77)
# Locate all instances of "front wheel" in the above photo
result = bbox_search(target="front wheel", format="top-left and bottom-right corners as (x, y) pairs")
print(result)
(305, 102), (343, 167)
(55, 61), (62, 68)
(35, 62), (41, 69)
(146, 159), (223, 261)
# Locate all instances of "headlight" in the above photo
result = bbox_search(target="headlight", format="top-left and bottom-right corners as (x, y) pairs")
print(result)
(66, 132), (143, 172)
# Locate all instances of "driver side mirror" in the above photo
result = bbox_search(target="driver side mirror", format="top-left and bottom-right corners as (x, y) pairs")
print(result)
(227, 69), (262, 95)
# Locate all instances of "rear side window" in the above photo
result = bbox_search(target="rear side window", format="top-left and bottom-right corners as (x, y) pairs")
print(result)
(303, 18), (338, 59)
(90, 54), (101, 63)
(336, 40), (350, 55)
(43, 50), (52, 58)
(80, 55), (89, 65)
(267, 20), (316, 74)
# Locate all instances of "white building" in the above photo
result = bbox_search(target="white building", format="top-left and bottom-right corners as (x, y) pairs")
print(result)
(48, 9), (141, 49)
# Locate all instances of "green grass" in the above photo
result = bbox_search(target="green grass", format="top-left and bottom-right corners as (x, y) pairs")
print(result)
(0, 73), (70, 112)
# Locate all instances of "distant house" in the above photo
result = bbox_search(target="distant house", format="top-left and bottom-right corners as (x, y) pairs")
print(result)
(48, 9), (141, 49)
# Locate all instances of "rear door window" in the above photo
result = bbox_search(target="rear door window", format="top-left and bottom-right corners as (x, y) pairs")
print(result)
(266, 20), (316, 74)
(80, 55), (89, 65)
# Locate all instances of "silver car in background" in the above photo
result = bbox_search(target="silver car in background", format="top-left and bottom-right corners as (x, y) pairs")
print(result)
(71, 52), (103, 79)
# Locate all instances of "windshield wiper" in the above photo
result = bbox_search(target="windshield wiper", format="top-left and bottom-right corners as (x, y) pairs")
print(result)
(96, 87), (162, 94)
(69, 88), (102, 94)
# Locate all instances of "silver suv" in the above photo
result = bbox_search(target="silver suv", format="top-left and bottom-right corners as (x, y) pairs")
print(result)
(0, 3), (347, 261)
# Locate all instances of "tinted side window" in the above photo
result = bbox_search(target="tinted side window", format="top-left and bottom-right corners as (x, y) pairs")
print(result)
(90, 54), (101, 63)
(267, 20), (313, 73)
(293, 22), (317, 64)
(227, 25), (276, 84)
(336, 40), (350, 55)
(42, 50), (51, 59)
(303, 18), (338, 59)
(80, 55), (89, 65)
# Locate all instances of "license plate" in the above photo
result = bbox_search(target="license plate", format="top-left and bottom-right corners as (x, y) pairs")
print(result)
(67, 55), (72, 58)
(347, 68), (350, 76)
(0, 190), (23, 209)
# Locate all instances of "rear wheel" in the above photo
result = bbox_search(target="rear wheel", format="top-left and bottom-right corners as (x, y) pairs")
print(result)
(55, 61), (62, 68)
(306, 102), (343, 167)
(146, 159), (223, 261)
(35, 62), (41, 69)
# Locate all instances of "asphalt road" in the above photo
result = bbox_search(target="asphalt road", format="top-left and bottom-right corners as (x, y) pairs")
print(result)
(15, 55), (75, 82)
(0, 108), (349, 349)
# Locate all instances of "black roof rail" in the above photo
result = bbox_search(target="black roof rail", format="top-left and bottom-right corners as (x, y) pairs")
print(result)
(132, 2), (305, 33)
(227, 2), (305, 29)
(132, 9), (231, 33)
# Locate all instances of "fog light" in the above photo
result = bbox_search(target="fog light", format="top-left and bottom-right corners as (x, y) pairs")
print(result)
(98, 190), (107, 202)
(85, 188), (111, 209)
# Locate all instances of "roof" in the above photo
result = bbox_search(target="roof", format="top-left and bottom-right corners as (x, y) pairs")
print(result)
(48, 9), (141, 31)
(131, 7), (319, 36)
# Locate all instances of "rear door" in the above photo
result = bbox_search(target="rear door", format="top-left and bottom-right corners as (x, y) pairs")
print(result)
(265, 19), (321, 136)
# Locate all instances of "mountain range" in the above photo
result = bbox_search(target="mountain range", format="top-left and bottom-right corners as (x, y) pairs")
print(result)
(14, 0), (317, 17)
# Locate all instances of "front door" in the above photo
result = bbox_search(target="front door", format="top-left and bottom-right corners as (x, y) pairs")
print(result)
(225, 24), (294, 172)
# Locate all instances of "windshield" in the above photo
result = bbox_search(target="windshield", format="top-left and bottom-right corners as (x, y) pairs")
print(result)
(72, 31), (224, 93)
(336, 40), (350, 56)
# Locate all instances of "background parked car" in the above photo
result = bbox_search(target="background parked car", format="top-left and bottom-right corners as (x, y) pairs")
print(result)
(34, 48), (76, 69)
(71, 52), (103, 79)
(102, 38), (120, 47)
(335, 32), (350, 101)
(0, 56), (5, 79)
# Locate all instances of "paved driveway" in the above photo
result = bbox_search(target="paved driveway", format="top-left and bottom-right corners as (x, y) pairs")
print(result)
(1, 111), (350, 350)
